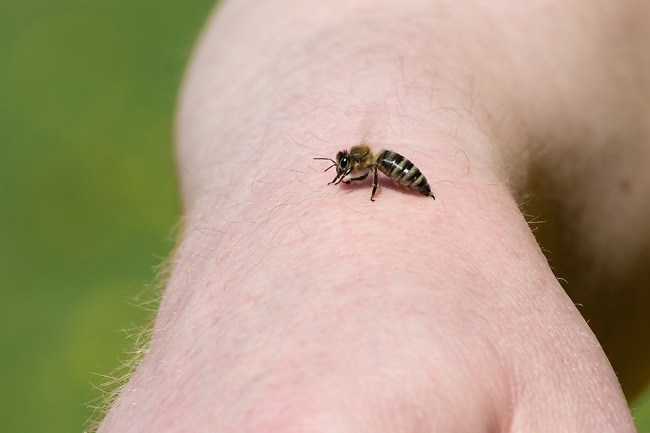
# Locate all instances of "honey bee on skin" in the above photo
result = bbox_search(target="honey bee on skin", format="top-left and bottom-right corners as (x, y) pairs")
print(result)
(315, 144), (435, 201)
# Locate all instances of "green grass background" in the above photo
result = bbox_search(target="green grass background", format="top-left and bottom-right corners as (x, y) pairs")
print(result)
(0, 1), (649, 432)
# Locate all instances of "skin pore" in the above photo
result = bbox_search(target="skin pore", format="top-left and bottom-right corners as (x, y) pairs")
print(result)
(98, 0), (649, 431)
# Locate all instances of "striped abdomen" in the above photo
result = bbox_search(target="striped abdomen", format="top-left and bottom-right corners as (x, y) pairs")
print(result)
(377, 150), (432, 197)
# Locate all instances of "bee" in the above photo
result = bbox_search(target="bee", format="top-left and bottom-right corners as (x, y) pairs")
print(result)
(315, 144), (435, 201)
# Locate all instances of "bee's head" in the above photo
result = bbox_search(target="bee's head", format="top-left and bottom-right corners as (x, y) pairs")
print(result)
(313, 150), (353, 186)
(336, 150), (351, 173)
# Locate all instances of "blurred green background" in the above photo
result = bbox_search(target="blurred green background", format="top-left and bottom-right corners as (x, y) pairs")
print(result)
(0, 0), (214, 432)
(0, 1), (649, 432)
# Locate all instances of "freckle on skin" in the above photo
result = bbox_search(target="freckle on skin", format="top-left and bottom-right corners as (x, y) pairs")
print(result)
(618, 178), (631, 193)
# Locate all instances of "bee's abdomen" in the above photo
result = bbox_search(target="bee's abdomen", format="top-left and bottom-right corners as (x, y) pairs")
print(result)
(377, 150), (432, 196)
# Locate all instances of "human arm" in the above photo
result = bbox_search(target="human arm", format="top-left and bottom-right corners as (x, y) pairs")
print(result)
(98, 0), (650, 431)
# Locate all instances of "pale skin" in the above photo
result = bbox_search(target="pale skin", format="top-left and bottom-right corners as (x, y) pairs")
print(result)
(98, 0), (650, 432)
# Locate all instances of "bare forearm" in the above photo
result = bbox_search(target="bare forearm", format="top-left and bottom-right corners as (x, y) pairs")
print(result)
(98, 0), (649, 431)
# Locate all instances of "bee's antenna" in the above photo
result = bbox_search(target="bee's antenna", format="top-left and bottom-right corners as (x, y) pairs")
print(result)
(313, 157), (337, 172)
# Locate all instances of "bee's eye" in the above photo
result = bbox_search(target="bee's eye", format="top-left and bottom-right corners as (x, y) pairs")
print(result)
(340, 156), (348, 167)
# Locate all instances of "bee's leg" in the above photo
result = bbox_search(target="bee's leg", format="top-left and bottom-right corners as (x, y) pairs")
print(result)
(328, 171), (344, 185)
(370, 168), (379, 201)
(342, 172), (368, 184)
(333, 168), (353, 185)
